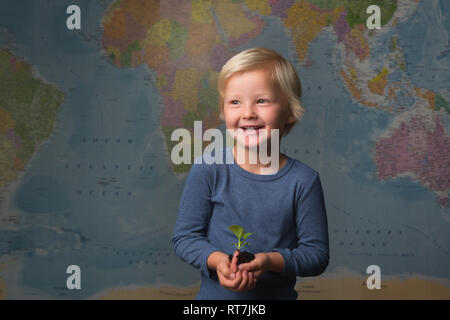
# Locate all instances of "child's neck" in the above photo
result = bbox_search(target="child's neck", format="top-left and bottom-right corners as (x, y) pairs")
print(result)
(232, 145), (287, 175)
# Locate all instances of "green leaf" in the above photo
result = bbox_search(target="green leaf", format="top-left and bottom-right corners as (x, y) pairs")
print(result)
(228, 225), (244, 239)
(243, 232), (253, 240)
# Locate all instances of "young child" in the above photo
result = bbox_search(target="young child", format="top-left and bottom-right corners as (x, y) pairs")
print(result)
(172, 48), (329, 299)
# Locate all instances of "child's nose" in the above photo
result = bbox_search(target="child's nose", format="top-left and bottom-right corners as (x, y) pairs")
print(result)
(241, 102), (257, 119)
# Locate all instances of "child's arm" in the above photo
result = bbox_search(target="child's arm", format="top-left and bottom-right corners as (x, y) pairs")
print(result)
(172, 162), (221, 278)
(274, 172), (329, 277)
(240, 173), (329, 278)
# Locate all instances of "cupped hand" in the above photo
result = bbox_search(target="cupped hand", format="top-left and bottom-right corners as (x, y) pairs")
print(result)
(236, 252), (271, 280)
(216, 250), (256, 292)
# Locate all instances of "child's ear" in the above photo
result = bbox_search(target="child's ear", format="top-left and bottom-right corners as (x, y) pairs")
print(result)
(286, 112), (297, 124)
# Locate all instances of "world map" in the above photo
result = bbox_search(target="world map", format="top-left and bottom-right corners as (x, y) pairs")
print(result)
(0, 0), (449, 299)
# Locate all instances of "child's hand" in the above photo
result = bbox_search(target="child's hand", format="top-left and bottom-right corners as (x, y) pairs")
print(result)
(237, 252), (271, 280)
(216, 250), (256, 292)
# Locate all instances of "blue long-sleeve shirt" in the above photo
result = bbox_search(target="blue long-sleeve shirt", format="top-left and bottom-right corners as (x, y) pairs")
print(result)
(172, 148), (329, 299)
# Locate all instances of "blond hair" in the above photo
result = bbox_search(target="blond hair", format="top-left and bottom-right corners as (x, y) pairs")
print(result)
(217, 47), (304, 137)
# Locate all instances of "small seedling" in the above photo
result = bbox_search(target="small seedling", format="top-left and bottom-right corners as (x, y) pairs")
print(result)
(228, 225), (253, 251)
(228, 225), (255, 265)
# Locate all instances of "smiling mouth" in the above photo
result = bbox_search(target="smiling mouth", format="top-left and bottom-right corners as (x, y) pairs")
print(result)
(237, 126), (266, 137)
(239, 125), (265, 131)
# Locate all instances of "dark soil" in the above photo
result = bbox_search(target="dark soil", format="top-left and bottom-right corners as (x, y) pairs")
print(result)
(228, 251), (255, 265)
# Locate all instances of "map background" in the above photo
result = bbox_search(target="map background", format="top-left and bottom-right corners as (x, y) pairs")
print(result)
(0, 0), (449, 299)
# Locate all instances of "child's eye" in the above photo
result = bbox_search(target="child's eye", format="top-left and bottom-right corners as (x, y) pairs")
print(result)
(230, 100), (240, 105)
(257, 99), (267, 103)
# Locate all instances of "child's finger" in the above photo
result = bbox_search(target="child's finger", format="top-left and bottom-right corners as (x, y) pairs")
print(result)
(238, 263), (262, 281)
(238, 259), (258, 272)
(221, 270), (242, 290)
(230, 250), (239, 273)
(217, 261), (234, 280)
(252, 270), (263, 280)
(236, 270), (249, 291)
(248, 272), (256, 290)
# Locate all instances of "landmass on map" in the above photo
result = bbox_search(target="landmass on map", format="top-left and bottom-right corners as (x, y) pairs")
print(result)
(100, 0), (449, 207)
(0, 49), (64, 190)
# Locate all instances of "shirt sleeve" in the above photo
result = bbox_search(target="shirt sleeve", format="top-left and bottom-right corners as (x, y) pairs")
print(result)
(171, 161), (220, 278)
(273, 172), (329, 277)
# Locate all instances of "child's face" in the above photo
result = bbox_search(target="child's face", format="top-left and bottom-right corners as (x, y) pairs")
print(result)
(223, 68), (296, 150)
